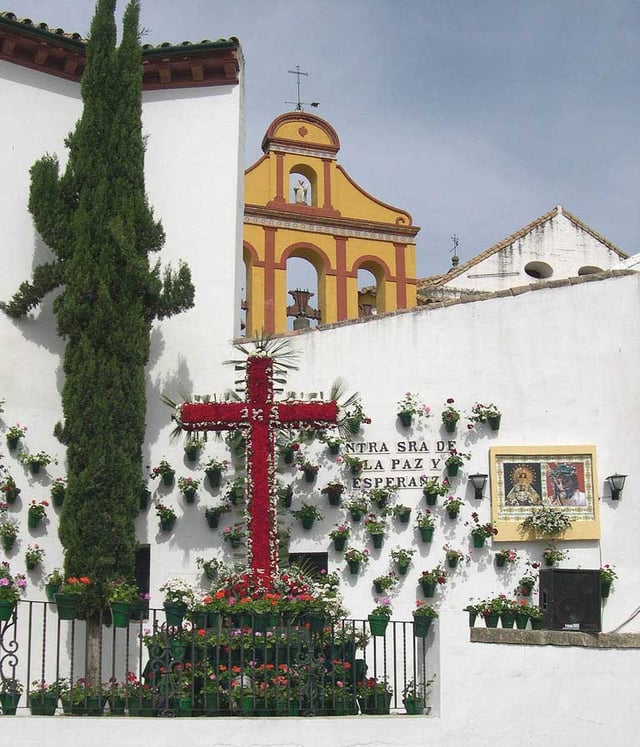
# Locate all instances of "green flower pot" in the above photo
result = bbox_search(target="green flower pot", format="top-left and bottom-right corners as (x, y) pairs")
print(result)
(0, 600), (16, 621)
(0, 691), (21, 715)
(110, 600), (133, 628)
(398, 412), (412, 427)
(206, 468), (222, 488)
(54, 592), (80, 620)
(413, 617), (433, 638)
(368, 614), (389, 637)
(420, 579), (436, 598)
(419, 526), (434, 542)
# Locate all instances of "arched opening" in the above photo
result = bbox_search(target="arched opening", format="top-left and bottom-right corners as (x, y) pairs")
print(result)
(286, 256), (320, 331)
(356, 261), (387, 316)
(578, 265), (603, 276)
(357, 268), (377, 317)
(524, 261), (553, 280)
(289, 163), (318, 206)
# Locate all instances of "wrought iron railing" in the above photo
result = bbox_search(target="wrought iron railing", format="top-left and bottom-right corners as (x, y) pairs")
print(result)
(0, 601), (432, 716)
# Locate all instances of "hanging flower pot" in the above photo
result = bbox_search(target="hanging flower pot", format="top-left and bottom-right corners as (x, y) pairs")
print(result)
(162, 472), (174, 487)
(6, 436), (19, 450)
(444, 421), (456, 433)
(500, 611), (515, 629)
(206, 468), (222, 488)
(159, 513), (176, 532)
(347, 559), (360, 575)
(484, 613), (499, 628)
(0, 690), (21, 715)
(447, 556), (460, 569)
(446, 463), (459, 477)
(446, 508), (460, 520)
(496, 555), (507, 568)
(45, 581), (61, 602)
(487, 414), (501, 431)
(328, 443), (340, 455)
(303, 467), (317, 483)
(164, 601), (187, 627)
(110, 601), (133, 628)
(371, 533), (384, 549)
(412, 617), (433, 638)
(4, 487), (19, 505)
(397, 562), (410, 576)
(472, 534), (486, 548)
(283, 447), (295, 464)
(467, 609), (478, 627)
(183, 490), (197, 504)
(398, 412), (413, 428)
(397, 508), (411, 524)
(419, 526), (434, 543)
(420, 580), (436, 598)
(601, 580), (612, 598)
(1, 535), (16, 552)
(333, 536), (346, 551)
(368, 614), (390, 637)
(205, 511), (221, 529)
(301, 516), (315, 530)
(349, 508), (363, 522)
(54, 593), (80, 620)
(0, 600), (17, 621)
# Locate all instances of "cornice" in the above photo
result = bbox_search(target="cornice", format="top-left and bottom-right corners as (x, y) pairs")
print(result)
(244, 206), (419, 243)
(0, 13), (240, 89)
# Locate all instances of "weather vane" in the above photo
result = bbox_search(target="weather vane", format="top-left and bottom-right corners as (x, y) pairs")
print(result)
(450, 234), (460, 267)
(285, 65), (319, 111)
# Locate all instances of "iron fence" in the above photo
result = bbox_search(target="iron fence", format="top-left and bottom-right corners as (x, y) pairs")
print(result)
(0, 600), (433, 716)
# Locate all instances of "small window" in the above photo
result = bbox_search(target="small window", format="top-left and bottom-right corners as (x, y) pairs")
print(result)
(524, 261), (553, 279)
(134, 545), (150, 597)
(288, 552), (328, 578)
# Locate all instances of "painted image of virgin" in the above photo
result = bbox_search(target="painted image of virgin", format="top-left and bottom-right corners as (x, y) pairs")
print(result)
(504, 463), (542, 507)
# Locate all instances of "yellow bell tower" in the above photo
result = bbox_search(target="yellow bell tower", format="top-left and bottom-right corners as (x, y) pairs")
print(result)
(243, 111), (419, 336)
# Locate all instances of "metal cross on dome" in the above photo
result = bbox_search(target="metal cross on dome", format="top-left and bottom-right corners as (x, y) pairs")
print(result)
(178, 355), (337, 581)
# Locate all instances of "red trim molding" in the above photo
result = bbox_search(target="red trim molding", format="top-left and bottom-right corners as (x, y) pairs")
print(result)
(394, 242), (407, 308)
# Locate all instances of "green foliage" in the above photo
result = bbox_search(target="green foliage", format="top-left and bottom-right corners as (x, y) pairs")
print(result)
(1, 0), (195, 617)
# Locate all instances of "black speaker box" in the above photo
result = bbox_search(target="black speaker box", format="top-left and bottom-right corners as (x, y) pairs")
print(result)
(539, 568), (601, 632)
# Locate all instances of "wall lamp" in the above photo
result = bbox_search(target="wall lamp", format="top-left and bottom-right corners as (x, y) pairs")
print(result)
(606, 474), (627, 500)
(469, 473), (488, 500)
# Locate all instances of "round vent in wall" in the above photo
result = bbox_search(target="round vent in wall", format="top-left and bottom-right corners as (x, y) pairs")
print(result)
(524, 261), (553, 279)
(578, 266), (603, 276)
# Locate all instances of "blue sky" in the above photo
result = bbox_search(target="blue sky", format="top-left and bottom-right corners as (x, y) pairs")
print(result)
(6, 0), (639, 277)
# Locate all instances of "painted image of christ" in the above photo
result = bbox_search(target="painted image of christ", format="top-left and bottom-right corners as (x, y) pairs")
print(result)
(503, 463), (542, 507)
(546, 462), (587, 507)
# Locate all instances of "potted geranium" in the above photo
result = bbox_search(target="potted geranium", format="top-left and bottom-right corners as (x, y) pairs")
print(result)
(177, 475), (200, 504)
(28, 679), (59, 716)
(196, 556), (223, 582)
(204, 501), (231, 528)
(357, 677), (392, 715)
(203, 457), (228, 488)
(542, 542), (567, 567)
(344, 546), (369, 574)
(159, 577), (195, 626)
(412, 600), (438, 637)
(441, 398), (460, 432)
(291, 502), (323, 530)
(443, 544), (467, 569)
(403, 678), (433, 715)
(321, 481), (345, 506)
(25, 543), (45, 570)
(419, 564), (447, 597)
(297, 456), (319, 483)
(368, 485), (397, 510)
(328, 523), (351, 551)
(278, 437), (300, 464)
(0, 562), (27, 620)
(468, 511), (498, 547)
(45, 568), (64, 601)
(221, 521), (245, 549)
(422, 476), (450, 506)
(5, 423), (26, 450)
(368, 597), (392, 636)
(27, 499), (49, 528)
(18, 450), (55, 475)
(344, 493), (369, 521)
(392, 503), (412, 523)
(50, 477), (66, 507)
(0, 676), (23, 715)
(155, 502), (177, 531)
(601, 564), (617, 598)
(443, 495), (464, 519)
(107, 578), (140, 628)
(321, 433), (344, 455)
(184, 435), (205, 462)
(390, 546), (416, 575)
(517, 561), (540, 596)
(468, 402), (502, 431)
(225, 476), (246, 505)
(277, 482), (294, 508)
(415, 510), (436, 543)
(495, 548), (519, 567)
(396, 392), (431, 427)
(520, 506), (572, 537)
(364, 513), (386, 548)
(444, 449), (470, 477)
(0, 474), (20, 504)
(373, 572), (398, 594)
(151, 458), (175, 486)
(0, 516), (19, 552)
(341, 453), (365, 476)
(54, 576), (91, 620)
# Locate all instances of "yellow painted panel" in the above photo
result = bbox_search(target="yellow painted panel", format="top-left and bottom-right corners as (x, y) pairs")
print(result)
(274, 121), (332, 146)
(333, 168), (412, 225)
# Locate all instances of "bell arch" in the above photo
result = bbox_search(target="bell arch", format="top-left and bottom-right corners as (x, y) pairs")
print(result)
(288, 163), (318, 206)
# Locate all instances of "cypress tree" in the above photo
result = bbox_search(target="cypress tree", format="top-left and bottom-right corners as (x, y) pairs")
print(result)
(2, 0), (194, 616)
